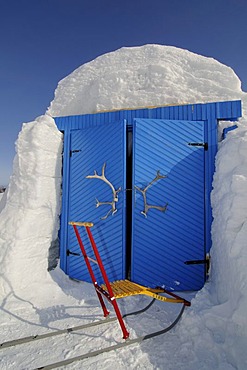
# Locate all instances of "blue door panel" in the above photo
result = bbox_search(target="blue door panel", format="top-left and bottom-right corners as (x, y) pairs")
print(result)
(67, 120), (127, 284)
(131, 119), (205, 291)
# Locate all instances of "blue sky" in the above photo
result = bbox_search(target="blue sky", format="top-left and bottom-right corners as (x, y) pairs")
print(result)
(0, 0), (247, 185)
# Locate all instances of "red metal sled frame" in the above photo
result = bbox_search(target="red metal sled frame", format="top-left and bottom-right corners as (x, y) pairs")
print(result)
(69, 221), (191, 339)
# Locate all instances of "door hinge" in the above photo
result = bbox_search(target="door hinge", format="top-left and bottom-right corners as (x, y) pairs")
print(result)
(67, 249), (80, 256)
(184, 259), (207, 265)
(70, 149), (82, 157)
(188, 142), (208, 151)
(184, 255), (210, 273)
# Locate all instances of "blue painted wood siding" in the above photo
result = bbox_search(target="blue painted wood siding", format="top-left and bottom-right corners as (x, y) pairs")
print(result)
(55, 100), (241, 279)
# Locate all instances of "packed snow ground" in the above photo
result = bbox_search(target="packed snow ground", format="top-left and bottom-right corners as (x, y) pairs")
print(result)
(1, 45), (247, 369)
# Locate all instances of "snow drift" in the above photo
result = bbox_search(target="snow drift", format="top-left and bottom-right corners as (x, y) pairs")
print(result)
(1, 45), (247, 369)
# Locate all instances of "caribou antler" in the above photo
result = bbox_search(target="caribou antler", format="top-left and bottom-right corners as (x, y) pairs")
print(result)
(135, 170), (168, 217)
(86, 163), (121, 220)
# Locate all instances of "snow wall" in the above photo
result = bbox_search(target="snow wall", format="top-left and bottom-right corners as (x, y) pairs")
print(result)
(0, 45), (247, 365)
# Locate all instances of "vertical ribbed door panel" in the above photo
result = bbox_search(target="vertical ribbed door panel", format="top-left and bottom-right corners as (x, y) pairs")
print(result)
(67, 120), (127, 284)
(132, 118), (205, 291)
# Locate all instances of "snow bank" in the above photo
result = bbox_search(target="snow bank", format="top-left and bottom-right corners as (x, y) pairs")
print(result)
(175, 120), (247, 369)
(0, 115), (63, 305)
(211, 124), (247, 312)
(1, 44), (247, 368)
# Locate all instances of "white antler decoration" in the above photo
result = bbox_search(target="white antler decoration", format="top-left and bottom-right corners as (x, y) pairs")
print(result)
(86, 163), (121, 220)
(135, 170), (168, 217)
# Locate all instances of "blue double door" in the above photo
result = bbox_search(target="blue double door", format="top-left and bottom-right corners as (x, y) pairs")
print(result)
(67, 118), (206, 291)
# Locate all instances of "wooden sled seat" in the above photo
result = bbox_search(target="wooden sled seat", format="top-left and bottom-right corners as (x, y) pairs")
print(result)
(101, 279), (190, 305)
